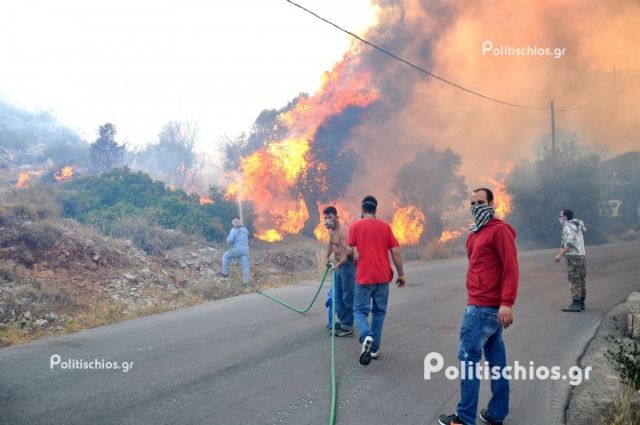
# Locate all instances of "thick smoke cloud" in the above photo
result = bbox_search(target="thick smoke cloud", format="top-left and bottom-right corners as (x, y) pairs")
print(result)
(340, 0), (639, 213)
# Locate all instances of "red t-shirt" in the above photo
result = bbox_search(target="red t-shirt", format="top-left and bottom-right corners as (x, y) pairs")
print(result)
(347, 218), (399, 284)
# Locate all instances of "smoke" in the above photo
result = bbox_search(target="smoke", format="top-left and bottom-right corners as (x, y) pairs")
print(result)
(228, 0), (640, 239)
(345, 0), (640, 200)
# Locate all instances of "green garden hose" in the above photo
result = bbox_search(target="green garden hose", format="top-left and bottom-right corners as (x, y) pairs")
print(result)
(240, 265), (330, 314)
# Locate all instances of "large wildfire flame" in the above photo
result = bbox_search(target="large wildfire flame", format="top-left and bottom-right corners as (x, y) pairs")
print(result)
(391, 205), (425, 245)
(229, 54), (378, 242)
(54, 165), (75, 182)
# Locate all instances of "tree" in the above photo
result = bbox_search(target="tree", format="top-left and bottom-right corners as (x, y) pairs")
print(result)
(133, 120), (199, 187)
(393, 147), (467, 243)
(219, 133), (247, 172)
(90, 123), (124, 175)
(297, 107), (360, 236)
(222, 101), (363, 237)
(507, 139), (605, 247)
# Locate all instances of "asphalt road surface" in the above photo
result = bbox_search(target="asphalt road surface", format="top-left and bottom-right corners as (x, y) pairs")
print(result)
(1, 243), (639, 425)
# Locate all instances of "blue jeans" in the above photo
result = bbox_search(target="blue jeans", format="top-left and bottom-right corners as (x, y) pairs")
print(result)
(333, 262), (355, 330)
(456, 305), (509, 425)
(222, 248), (250, 283)
(353, 283), (389, 353)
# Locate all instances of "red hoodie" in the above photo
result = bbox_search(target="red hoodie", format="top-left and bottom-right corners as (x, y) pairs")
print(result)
(466, 218), (519, 307)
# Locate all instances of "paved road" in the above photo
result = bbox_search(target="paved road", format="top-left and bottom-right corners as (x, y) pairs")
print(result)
(1, 243), (639, 425)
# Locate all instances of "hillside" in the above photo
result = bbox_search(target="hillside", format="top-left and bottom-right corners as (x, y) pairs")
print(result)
(0, 168), (322, 347)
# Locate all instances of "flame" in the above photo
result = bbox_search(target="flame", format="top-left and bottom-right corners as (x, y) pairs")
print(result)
(228, 52), (378, 241)
(16, 173), (32, 189)
(199, 196), (214, 205)
(439, 229), (463, 243)
(54, 165), (75, 182)
(492, 184), (512, 219)
(16, 170), (44, 188)
(256, 229), (284, 242)
(391, 205), (425, 245)
(314, 221), (330, 243)
(482, 161), (514, 220)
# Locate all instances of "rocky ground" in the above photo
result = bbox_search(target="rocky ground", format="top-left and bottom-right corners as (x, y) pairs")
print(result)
(0, 206), (324, 347)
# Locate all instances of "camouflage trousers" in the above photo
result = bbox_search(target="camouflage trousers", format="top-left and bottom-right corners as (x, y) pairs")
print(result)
(566, 257), (587, 299)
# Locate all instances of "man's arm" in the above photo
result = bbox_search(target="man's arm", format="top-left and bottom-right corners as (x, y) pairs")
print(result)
(226, 228), (236, 245)
(556, 226), (575, 261)
(554, 245), (572, 262)
(390, 247), (405, 287)
(325, 239), (333, 267)
(495, 226), (519, 328)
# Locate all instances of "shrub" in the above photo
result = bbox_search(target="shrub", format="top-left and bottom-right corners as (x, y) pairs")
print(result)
(0, 265), (16, 283)
(3, 185), (60, 219)
(20, 221), (62, 252)
(55, 167), (251, 243)
(605, 317), (640, 390)
(103, 216), (188, 255)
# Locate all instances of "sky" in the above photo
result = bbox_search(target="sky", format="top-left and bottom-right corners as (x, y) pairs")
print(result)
(0, 0), (378, 150)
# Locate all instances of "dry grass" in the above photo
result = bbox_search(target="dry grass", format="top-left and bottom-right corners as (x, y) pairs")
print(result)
(1, 184), (60, 219)
(601, 385), (640, 425)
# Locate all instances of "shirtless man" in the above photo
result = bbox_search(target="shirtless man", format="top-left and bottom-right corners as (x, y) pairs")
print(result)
(323, 206), (355, 337)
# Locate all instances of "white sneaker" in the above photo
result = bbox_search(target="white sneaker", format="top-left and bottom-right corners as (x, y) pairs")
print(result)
(359, 336), (374, 366)
(370, 350), (379, 359)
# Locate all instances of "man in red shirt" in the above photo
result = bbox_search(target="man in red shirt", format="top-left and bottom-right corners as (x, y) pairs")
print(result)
(439, 188), (519, 425)
(346, 195), (405, 366)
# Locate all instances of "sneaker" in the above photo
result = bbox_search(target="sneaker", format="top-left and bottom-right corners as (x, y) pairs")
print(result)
(359, 336), (373, 366)
(370, 350), (379, 359)
(333, 328), (353, 337)
(219, 272), (229, 278)
(479, 409), (503, 425)
(438, 413), (464, 425)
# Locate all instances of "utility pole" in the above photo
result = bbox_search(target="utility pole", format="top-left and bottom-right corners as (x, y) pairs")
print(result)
(550, 100), (556, 157)
(613, 66), (618, 104)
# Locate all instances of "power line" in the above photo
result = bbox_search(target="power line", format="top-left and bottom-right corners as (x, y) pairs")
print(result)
(285, 0), (581, 112)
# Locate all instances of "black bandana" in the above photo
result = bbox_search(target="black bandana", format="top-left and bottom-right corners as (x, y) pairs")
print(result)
(470, 204), (495, 233)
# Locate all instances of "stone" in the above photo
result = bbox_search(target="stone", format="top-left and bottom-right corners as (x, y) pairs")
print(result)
(124, 273), (138, 283)
(34, 319), (48, 327)
(626, 291), (640, 339)
(45, 312), (58, 321)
